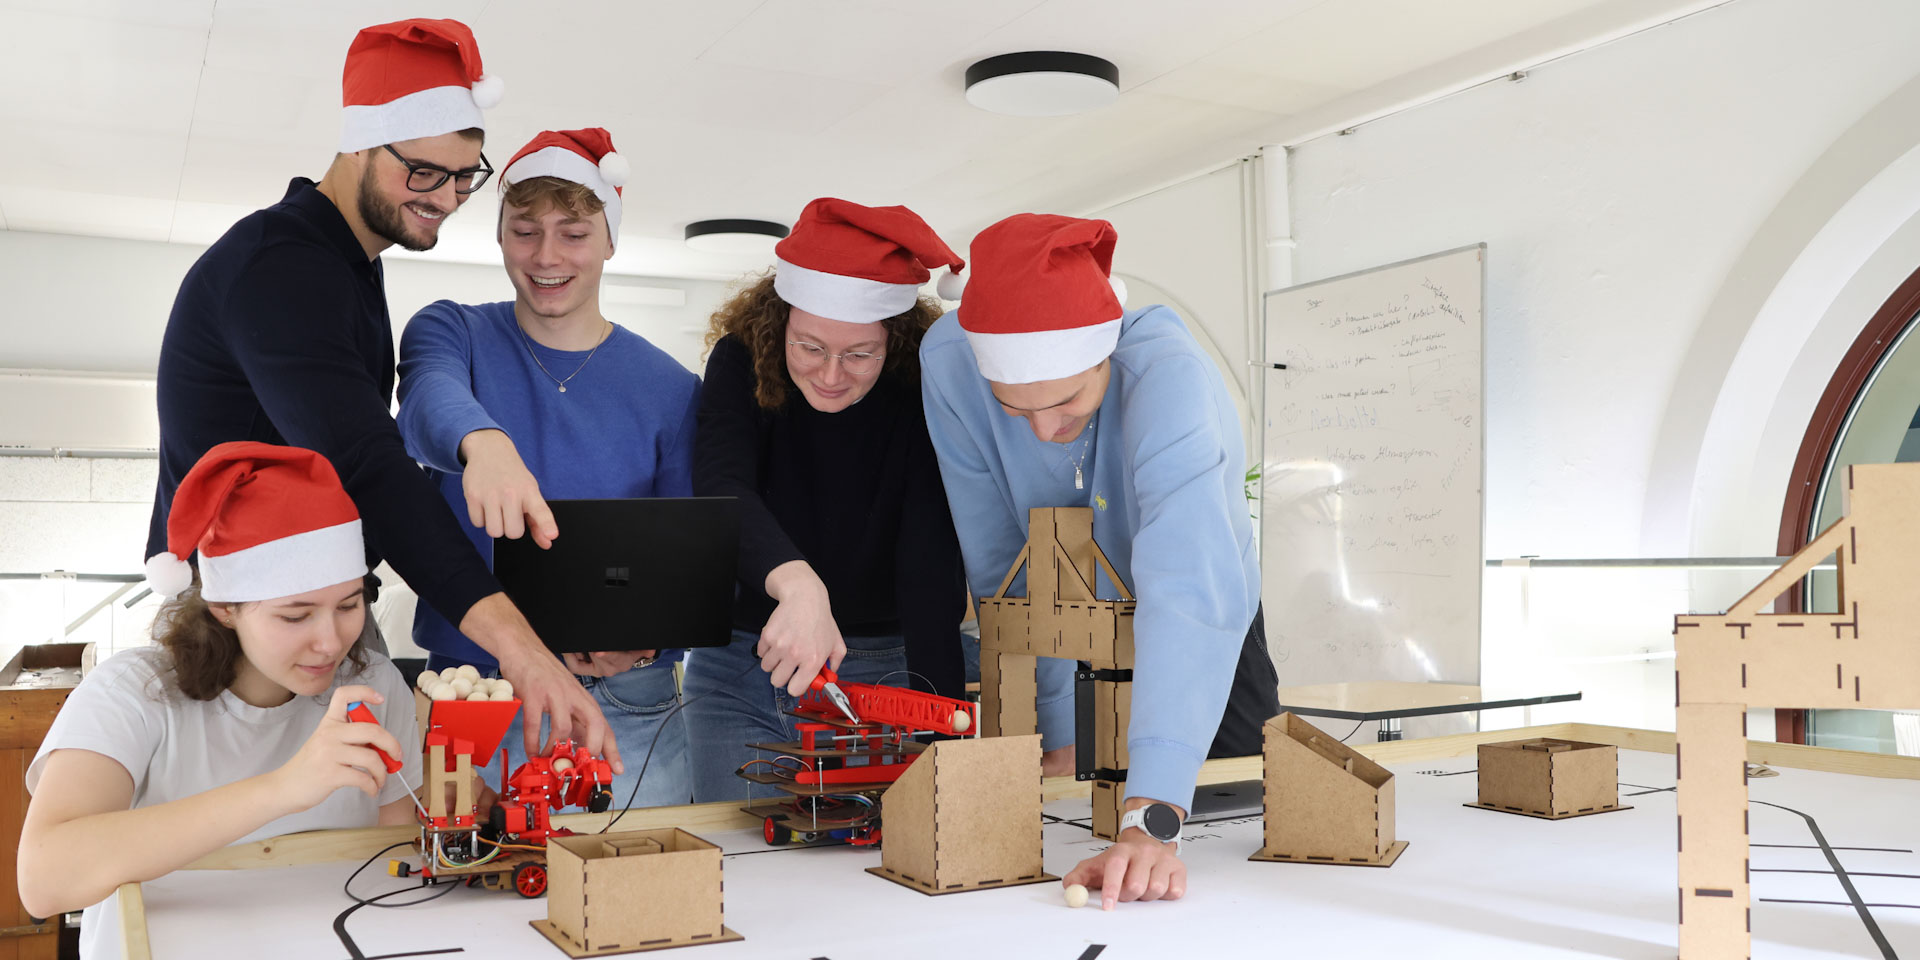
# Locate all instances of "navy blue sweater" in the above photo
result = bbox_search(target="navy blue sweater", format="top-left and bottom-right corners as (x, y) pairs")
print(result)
(148, 178), (499, 627)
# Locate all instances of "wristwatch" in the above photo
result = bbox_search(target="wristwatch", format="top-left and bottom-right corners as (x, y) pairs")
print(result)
(1117, 802), (1183, 854)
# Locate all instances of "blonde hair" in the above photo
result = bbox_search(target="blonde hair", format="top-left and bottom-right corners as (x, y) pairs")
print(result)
(501, 176), (605, 221)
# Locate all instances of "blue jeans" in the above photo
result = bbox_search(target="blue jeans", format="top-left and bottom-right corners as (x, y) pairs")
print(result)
(489, 665), (690, 809)
(681, 630), (906, 803)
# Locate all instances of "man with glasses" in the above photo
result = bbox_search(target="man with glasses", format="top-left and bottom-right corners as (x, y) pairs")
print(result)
(147, 20), (626, 775)
(396, 129), (701, 807)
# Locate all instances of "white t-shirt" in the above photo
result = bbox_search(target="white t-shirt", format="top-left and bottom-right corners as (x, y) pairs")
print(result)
(26, 645), (422, 959)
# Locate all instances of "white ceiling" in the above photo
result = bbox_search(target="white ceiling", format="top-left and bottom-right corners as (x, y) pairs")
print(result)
(0, 0), (1716, 280)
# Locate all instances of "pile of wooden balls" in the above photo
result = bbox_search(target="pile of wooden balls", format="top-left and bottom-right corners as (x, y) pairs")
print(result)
(415, 663), (515, 702)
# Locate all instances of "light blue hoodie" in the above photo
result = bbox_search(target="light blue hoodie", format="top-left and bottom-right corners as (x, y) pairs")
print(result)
(921, 304), (1258, 809)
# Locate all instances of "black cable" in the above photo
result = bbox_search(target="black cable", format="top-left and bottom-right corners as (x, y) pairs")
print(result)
(875, 669), (939, 693)
(334, 840), (464, 959)
(599, 660), (760, 834)
(1337, 719), (1368, 743)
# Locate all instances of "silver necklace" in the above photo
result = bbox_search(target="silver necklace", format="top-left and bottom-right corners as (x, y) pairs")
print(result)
(1073, 418), (1095, 490)
(517, 319), (611, 393)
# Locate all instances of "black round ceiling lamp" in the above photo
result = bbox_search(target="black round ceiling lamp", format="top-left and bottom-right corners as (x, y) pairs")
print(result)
(684, 219), (788, 255)
(964, 51), (1120, 117)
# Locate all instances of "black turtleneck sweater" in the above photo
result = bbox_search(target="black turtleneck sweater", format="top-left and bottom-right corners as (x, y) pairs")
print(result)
(693, 334), (965, 697)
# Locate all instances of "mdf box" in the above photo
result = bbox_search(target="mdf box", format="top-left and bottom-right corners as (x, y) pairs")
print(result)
(531, 828), (743, 957)
(1469, 738), (1627, 820)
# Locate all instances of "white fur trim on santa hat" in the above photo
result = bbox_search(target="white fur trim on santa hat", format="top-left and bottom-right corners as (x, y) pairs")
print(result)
(340, 84), (488, 154)
(504, 147), (623, 245)
(144, 552), (194, 599)
(963, 317), (1122, 385)
(936, 269), (966, 301)
(1109, 275), (1128, 305)
(774, 257), (922, 324)
(198, 519), (370, 603)
(598, 151), (630, 188)
(470, 73), (504, 110)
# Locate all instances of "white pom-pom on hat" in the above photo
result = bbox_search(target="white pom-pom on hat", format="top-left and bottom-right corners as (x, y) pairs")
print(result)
(470, 73), (505, 110)
(598, 151), (630, 188)
(1109, 275), (1127, 306)
(145, 553), (193, 598)
(937, 269), (966, 301)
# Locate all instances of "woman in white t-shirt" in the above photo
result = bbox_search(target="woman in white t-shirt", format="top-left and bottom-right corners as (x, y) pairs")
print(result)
(17, 442), (421, 958)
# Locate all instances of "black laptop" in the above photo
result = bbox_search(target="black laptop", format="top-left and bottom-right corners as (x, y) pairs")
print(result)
(492, 497), (739, 655)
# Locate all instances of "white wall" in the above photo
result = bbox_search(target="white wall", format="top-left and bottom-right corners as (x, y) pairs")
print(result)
(1085, 159), (1260, 461)
(0, 229), (745, 454)
(0, 228), (739, 379)
(1280, 0), (1920, 730)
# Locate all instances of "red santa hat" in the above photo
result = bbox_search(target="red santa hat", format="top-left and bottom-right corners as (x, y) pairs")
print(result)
(339, 18), (502, 154)
(955, 213), (1129, 384)
(501, 128), (629, 247)
(774, 198), (965, 324)
(144, 443), (368, 603)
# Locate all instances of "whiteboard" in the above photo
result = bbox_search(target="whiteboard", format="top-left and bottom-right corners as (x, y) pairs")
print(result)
(1260, 245), (1484, 699)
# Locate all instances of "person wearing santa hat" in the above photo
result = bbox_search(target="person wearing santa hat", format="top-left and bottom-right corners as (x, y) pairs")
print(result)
(921, 213), (1281, 907)
(147, 20), (623, 774)
(21, 443), (421, 957)
(683, 198), (968, 802)
(397, 128), (700, 807)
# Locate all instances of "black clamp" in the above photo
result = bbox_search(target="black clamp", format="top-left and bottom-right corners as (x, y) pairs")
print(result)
(1074, 666), (1134, 782)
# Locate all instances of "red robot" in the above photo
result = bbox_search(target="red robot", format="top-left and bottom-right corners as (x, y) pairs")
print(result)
(389, 692), (615, 898)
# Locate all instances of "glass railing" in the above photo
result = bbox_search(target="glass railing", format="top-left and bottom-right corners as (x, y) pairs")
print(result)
(1480, 556), (1902, 753)
(0, 571), (161, 662)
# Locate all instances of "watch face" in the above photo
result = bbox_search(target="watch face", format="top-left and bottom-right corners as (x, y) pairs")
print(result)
(1142, 803), (1180, 841)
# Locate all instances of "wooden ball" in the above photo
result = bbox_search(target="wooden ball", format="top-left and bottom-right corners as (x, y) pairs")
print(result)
(449, 678), (474, 699)
(455, 664), (481, 683)
(951, 710), (972, 733)
(489, 689), (516, 701)
(551, 757), (575, 773)
(1064, 884), (1089, 908)
(439, 667), (460, 683)
(427, 684), (457, 702)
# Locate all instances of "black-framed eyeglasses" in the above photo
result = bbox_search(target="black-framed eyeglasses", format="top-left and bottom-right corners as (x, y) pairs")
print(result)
(381, 144), (493, 194)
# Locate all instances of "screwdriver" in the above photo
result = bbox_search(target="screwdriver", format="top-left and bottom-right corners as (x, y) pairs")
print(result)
(345, 700), (428, 818)
(807, 667), (862, 725)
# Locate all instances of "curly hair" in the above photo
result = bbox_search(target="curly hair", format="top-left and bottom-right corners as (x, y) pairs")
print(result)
(702, 272), (943, 410)
(150, 580), (370, 701)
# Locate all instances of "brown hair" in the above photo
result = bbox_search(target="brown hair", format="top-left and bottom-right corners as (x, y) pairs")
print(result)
(502, 176), (605, 221)
(151, 581), (370, 701)
(702, 272), (942, 410)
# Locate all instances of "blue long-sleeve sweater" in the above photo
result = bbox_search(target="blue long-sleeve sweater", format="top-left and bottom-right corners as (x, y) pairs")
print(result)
(396, 300), (701, 669)
(921, 304), (1258, 810)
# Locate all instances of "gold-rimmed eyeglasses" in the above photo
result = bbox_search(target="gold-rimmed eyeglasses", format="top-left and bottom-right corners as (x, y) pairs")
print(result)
(787, 339), (884, 375)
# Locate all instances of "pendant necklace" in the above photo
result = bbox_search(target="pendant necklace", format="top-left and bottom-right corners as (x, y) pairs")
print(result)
(1073, 418), (1095, 491)
(519, 319), (611, 393)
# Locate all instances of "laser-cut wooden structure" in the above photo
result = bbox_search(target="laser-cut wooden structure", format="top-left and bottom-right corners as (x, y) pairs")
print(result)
(976, 508), (1135, 839)
(865, 734), (1055, 895)
(1673, 462), (1920, 959)
(531, 828), (743, 957)
(1249, 712), (1407, 867)
(1466, 738), (1628, 820)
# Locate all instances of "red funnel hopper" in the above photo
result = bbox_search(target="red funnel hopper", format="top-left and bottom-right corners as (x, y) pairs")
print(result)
(417, 693), (522, 767)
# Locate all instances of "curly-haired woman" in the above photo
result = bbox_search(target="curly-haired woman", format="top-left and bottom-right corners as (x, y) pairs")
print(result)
(685, 199), (969, 801)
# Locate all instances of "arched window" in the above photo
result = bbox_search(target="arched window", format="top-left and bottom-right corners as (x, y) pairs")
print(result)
(1776, 264), (1920, 748)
